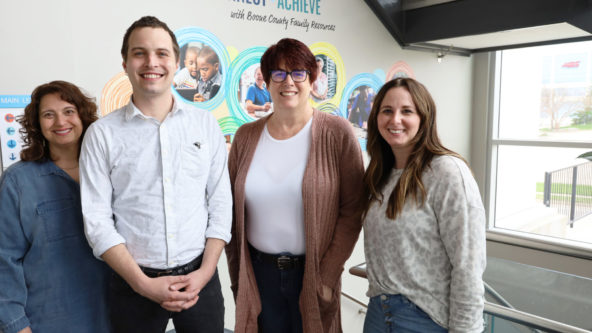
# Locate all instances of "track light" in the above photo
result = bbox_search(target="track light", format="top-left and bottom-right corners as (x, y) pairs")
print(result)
(437, 52), (445, 63)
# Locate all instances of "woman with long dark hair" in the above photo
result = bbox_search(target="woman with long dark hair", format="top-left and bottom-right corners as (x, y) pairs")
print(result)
(361, 78), (486, 333)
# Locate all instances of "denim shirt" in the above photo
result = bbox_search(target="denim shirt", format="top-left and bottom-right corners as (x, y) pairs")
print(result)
(0, 160), (111, 333)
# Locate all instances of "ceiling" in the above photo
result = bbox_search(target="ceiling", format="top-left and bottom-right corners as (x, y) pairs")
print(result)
(365, 0), (592, 56)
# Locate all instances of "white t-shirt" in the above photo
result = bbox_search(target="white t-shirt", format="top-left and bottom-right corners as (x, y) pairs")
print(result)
(245, 118), (312, 255)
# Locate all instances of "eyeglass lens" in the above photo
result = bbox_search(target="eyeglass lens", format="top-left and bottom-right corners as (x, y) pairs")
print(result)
(271, 70), (308, 82)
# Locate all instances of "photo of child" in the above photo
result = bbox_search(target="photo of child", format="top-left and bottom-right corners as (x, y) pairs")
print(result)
(194, 45), (222, 102)
(174, 45), (200, 89)
(348, 85), (374, 129)
(347, 85), (375, 143)
(311, 54), (337, 103)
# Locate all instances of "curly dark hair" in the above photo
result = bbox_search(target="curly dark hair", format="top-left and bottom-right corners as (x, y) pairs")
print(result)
(18, 81), (98, 162)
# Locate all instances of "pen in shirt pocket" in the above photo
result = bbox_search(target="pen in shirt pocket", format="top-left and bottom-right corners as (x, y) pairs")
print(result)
(193, 141), (201, 149)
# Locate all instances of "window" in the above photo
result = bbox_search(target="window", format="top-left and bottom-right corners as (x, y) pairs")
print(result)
(488, 41), (592, 248)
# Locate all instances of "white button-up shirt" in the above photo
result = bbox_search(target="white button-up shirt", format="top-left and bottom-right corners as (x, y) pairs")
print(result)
(80, 97), (232, 269)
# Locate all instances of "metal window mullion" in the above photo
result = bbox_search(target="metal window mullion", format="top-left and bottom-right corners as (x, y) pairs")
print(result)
(570, 166), (578, 227)
(485, 51), (502, 229)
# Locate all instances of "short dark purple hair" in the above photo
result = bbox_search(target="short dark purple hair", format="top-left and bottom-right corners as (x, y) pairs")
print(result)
(260, 38), (318, 86)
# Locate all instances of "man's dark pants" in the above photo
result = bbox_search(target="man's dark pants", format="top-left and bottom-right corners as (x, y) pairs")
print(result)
(109, 264), (224, 333)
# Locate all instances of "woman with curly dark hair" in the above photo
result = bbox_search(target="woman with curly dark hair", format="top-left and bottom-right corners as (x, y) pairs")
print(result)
(0, 81), (111, 333)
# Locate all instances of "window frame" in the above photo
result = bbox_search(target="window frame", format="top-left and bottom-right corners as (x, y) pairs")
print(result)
(482, 50), (592, 260)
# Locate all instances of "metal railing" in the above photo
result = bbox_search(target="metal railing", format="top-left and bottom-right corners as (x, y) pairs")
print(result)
(544, 161), (592, 227)
(347, 263), (592, 333)
(483, 303), (590, 333)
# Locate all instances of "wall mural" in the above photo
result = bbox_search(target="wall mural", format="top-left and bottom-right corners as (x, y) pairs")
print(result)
(97, 26), (415, 152)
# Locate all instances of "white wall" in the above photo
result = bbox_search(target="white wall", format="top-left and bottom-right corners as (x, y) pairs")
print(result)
(0, 0), (475, 331)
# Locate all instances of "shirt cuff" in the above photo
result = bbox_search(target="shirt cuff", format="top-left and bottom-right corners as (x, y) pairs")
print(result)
(92, 233), (127, 259)
(205, 224), (231, 244)
(1, 314), (30, 333)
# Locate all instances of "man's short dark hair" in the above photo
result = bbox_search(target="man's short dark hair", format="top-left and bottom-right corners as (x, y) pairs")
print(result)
(121, 16), (180, 62)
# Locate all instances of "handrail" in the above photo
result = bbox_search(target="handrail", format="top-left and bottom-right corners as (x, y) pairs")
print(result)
(348, 263), (592, 333)
(484, 281), (542, 333)
(483, 281), (514, 309)
(484, 302), (590, 333)
(340, 290), (367, 314)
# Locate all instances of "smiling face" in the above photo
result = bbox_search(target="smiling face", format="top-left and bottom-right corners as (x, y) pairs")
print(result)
(267, 62), (312, 113)
(122, 27), (179, 101)
(377, 87), (421, 162)
(254, 67), (264, 86)
(39, 93), (83, 151)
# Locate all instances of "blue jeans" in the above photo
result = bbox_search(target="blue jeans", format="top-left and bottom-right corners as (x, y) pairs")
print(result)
(250, 246), (304, 333)
(363, 294), (448, 333)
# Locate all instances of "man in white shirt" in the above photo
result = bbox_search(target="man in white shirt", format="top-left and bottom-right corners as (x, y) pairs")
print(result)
(80, 16), (231, 332)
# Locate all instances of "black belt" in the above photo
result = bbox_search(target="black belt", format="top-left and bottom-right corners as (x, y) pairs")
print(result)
(140, 255), (203, 278)
(249, 244), (305, 270)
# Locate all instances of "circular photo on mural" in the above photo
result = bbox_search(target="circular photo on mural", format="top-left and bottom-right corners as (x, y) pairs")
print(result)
(387, 61), (415, 81)
(347, 85), (376, 139)
(174, 42), (222, 103)
(311, 54), (337, 103)
(239, 63), (272, 119)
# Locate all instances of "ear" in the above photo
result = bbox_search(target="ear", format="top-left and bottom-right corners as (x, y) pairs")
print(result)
(214, 62), (220, 71)
(176, 58), (180, 71)
(122, 59), (127, 71)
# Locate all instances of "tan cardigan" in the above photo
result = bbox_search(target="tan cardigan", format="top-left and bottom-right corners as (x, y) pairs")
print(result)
(226, 109), (364, 333)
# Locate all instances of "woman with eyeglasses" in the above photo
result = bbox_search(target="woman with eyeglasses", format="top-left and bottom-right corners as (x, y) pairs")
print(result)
(226, 38), (364, 333)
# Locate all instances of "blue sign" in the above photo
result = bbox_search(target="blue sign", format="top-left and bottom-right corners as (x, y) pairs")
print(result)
(7, 139), (17, 149)
(6, 127), (15, 135)
(0, 95), (30, 108)
(9, 153), (17, 161)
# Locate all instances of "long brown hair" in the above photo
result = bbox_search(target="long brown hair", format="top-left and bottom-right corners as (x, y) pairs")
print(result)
(18, 81), (98, 162)
(361, 77), (464, 219)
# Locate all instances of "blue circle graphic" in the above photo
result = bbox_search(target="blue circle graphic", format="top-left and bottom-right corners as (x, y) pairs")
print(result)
(173, 27), (230, 111)
(226, 46), (268, 126)
(7, 139), (17, 149)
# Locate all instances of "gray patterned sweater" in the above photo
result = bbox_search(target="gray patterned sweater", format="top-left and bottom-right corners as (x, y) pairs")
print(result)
(364, 155), (486, 332)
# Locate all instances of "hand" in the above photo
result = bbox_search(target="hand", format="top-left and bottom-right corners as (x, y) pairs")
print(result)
(161, 268), (214, 312)
(194, 93), (206, 102)
(263, 102), (272, 111)
(18, 327), (32, 333)
(320, 284), (333, 303)
(135, 275), (198, 312)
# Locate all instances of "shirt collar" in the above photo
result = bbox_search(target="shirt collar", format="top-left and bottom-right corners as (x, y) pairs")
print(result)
(37, 160), (67, 177)
(123, 94), (184, 122)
